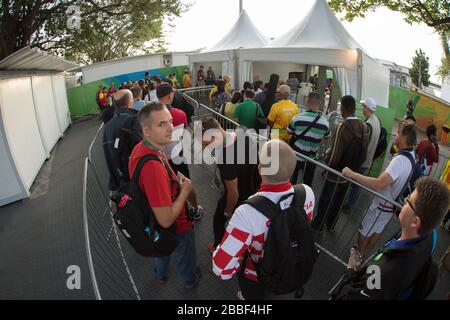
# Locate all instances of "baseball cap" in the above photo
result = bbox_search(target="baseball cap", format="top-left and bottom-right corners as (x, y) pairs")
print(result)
(361, 97), (377, 112)
(156, 83), (173, 98)
(278, 84), (291, 96)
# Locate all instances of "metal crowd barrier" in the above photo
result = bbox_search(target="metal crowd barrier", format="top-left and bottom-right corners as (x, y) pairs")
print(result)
(180, 87), (404, 267)
(81, 85), (408, 300)
(83, 124), (141, 300)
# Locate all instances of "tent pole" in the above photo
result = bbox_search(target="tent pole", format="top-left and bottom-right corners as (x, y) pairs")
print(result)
(357, 49), (363, 101)
(239, 0), (243, 14)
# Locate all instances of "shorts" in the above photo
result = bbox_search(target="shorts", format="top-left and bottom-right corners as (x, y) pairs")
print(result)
(359, 206), (394, 237)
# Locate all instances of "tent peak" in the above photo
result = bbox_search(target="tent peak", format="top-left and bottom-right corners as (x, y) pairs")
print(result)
(207, 9), (268, 52)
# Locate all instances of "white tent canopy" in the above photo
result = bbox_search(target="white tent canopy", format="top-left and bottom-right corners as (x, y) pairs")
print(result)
(189, 10), (268, 89)
(268, 0), (361, 50)
(189, 0), (389, 107)
(208, 10), (268, 51)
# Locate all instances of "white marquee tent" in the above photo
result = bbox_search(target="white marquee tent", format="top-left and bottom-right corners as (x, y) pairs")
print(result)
(189, 0), (390, 107)
(188, 9), (268, 90)
(0, 46), (77, 206)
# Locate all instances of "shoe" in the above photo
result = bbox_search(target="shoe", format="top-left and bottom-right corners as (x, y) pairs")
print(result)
(193, 205), (204, 221)
(159, 276), (168, 284)
(341, 204), (352, 214)
(208, 243), (216, 255)
(237, 290), (245, 300)
(184, 267), (202, 289)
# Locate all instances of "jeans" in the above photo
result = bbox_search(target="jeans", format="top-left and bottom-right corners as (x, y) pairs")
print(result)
(312, 177), (349, 231)
(344, 167), (369, 209)
(291, 161), (316, 187)
(154, 229), (199, 286)
(213, 193), (228, 248)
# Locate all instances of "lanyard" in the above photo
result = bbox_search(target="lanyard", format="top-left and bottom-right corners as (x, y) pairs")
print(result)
(143, 139), (166, 160)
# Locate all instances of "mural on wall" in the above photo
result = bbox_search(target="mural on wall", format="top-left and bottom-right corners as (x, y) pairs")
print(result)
(388, 86), (450, 135)
(67, 65), (188, 117)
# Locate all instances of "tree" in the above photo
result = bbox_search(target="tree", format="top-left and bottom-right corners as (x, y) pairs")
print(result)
(410, 49), (430, 88)
(0, 0), (187, 64)
(327, 0), (450, 78)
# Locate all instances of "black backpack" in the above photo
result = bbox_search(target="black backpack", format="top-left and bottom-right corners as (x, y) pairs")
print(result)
(117, 115), (143, 182)
(367, 119), (388, 160)
(395, 150), (423, 204)
(111, 154), (178, 257)
(254, 103), (268, 130)
(243, 185), (317, 298)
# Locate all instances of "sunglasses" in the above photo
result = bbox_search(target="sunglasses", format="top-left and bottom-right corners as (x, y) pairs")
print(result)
(404, 196), (417, 215)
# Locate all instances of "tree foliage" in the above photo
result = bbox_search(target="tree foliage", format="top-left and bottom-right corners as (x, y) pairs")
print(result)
(410, 49), (430, 88)
(0, 0), (187, 64)
(327, 0), (450, 78)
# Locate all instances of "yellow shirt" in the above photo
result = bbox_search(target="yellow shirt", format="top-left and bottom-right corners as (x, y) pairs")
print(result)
(441, 159), (450, 188)
(183, 74), (191, 88)
(209, 86), (218, 104)
(225, 83), (232, 94)
(267, 99), (298, 142)
(220, 102), (238, 120)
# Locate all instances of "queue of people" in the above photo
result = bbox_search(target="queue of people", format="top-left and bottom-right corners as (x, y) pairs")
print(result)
(100, 70), (450, 301)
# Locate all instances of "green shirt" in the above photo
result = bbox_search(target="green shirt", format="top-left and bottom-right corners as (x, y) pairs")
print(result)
(233, 100), (264, 129)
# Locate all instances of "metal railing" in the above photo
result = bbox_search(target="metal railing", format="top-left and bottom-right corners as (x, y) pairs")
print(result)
(180, 87), (404, 266)
(81, 85), (411, 299)
(83, 124), (141, 300)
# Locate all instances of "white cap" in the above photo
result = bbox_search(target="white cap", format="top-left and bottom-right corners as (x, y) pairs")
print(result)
(360, 97), (377, 112)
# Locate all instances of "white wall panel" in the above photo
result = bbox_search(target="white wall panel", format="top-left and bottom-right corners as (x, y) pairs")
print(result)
(0, 78), (46, 190)
(51, 75), (71, 133)
(0, 111), (28, 206)
(32, 75), (60, 156)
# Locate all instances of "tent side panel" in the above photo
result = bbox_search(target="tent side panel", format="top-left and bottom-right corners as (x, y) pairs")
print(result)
(0, 104), (28, 206)
(361, 52), (390, 107)
(51, 75), (71, 133)
(31, 75), (61, 156)
(0, 78), (46, 190)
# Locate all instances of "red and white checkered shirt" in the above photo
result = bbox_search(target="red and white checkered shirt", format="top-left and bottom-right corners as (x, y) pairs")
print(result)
(212, 185), (315, 282)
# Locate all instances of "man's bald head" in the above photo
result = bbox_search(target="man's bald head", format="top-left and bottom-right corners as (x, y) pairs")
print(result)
(260, 140), (297, 184)
(114, 89), (133, 109)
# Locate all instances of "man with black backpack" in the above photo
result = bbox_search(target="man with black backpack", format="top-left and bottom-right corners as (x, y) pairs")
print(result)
(342, 97), (380, 213)
(126, 102), (201, 288)
(312, 95), (369, 232)
(103, 89), (137, 191)
(342, 120), (420, 257)
(330, 176), (449, 300)
(212, 140), (316, 300)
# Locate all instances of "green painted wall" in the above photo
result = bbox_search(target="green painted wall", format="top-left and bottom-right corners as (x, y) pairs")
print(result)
(67, 80), (105, 117)
(388, 86), (450, 135)
(67, 65), (188, 117)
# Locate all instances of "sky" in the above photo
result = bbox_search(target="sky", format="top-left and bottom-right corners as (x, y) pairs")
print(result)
(164, 0), (444, 84)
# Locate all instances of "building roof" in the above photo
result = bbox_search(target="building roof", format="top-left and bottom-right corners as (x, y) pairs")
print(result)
(0, 46), (79, 72)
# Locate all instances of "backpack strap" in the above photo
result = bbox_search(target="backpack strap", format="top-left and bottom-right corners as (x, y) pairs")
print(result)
(396, 150), (416, 198)
(244, 193), (280, 220)
(243, 185), (306, 220)
(131, 154), (162, 184)
(130, 153), (178, 232)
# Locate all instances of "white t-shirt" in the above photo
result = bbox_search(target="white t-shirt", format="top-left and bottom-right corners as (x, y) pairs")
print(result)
(370, 150), (414, 210)
(149, 90), (159, 103)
